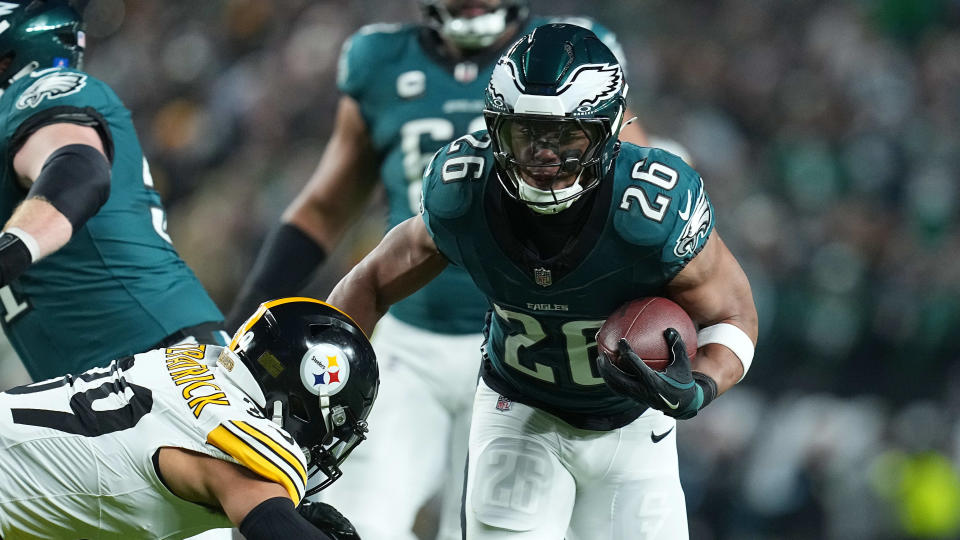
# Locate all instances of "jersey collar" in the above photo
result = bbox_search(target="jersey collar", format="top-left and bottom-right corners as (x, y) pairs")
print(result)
(216, 347), (267, 408)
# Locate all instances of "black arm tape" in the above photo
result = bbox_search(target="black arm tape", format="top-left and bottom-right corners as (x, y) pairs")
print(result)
(239, 497), (332, 540)
(0, 233), (32, 287)
(693, 371), (718, 411)
(227, 223), (327, 329)
(27, 144), (111, 231)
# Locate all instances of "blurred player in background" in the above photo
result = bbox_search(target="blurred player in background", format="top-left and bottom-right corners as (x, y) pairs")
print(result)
(0, 298), (376, 539)
(0, 0), (227, 385)
(328, 23), (758, 538)
(228, 1), (647, 538)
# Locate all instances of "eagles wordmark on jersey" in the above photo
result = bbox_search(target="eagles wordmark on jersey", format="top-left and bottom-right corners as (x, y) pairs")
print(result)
(338, 15), (626, 334)
(328, 22), (756, 540)
(422, 135), (714, 430)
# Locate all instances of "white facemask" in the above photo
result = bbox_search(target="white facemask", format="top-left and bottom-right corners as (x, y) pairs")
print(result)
(517, 178), (584, 214)
(441, 8), (508, 49)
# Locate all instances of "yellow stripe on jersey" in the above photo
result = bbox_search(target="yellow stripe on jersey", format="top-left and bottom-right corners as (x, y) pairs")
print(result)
(207, 425), (304, 505)
(230, 420), (307, 486)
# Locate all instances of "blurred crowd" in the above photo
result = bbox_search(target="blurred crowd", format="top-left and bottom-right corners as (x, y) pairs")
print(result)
(3, 0), (960, 538)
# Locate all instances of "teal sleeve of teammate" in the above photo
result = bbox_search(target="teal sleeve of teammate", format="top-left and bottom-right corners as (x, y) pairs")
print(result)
(4, 68), (117, 146)
(337, 24), (408, 100)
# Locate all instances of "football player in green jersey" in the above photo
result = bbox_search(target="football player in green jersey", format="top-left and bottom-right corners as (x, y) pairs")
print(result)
(0, 1), (226, 382)
(227, 1), (648, 539)
(327, 24), (759, 539)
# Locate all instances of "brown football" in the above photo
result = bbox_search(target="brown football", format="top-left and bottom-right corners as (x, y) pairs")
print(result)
(596, 297), (697, 372)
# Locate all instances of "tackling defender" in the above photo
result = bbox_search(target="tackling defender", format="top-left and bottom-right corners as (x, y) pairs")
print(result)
(0, 0), (226, 383)
(328, 24), (758, 539)
(0, 298), (377, 539)
(227, 2), (647, 537)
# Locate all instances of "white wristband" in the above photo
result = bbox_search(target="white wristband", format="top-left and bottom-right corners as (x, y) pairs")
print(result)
(697, 323), (755, 382)
(4, 227), (40, 262)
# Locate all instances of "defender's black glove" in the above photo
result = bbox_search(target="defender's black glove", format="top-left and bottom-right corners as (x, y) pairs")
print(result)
(597, 328), (717, 420)
(297, 501), (362, 540)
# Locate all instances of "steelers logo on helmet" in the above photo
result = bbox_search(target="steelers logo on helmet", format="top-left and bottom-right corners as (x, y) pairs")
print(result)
(300, 342), (352, 396)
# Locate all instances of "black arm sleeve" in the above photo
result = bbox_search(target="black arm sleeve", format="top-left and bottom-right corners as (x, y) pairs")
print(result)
(239, 497), (332, 540)
(226, 222), (327, 330)
(26, 143), (111, 231)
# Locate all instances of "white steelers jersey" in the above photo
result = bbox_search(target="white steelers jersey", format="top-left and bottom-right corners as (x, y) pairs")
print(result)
(0, 344), (308, 540)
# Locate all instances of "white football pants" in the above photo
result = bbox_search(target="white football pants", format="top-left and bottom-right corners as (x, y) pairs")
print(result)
(320, 313), (483, 540)
(464, 380), (689, 539)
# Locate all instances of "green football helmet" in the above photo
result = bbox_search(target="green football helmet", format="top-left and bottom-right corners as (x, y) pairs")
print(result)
(420, 0), (529, 50)
(484, 23), (627, 214)
(0, 0), (85, 89)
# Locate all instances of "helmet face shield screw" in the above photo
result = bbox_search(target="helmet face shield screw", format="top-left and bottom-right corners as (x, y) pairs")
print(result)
(331, 405), (347, 427)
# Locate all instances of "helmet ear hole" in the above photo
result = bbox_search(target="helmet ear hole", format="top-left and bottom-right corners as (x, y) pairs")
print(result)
(288, 394), (311, 423)
(0, 52), (15, 72)
(56, 31), (77, 47)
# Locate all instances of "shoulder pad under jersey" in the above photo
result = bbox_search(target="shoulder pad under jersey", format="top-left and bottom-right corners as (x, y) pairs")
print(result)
(420, 130), (493, 221)
(157, 343), (308, 505)
(2, 68), (119, 142)
(612, 143), (714, 265)
(337, 23), (416, 97)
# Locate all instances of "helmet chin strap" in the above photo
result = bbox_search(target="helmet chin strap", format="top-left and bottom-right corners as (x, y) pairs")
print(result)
(317, 393), (334, 444)
(271, 400), (283, 426)
(517, 171), (585, 214)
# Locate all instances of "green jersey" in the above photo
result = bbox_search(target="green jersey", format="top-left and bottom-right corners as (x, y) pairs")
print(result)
(338, 17), (626, 334)
(0, 67), (224, 380)
(422, 133), (715, 430)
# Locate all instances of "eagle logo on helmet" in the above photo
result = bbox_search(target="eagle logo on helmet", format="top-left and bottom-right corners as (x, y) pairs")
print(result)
(486, 57), (523, 111)
(0, 2), (19, 17)
(487, 57), (623, 116)
(556, 63), (623, 113)
(299, 343), (352, 396)
(16, 70), (87, 110)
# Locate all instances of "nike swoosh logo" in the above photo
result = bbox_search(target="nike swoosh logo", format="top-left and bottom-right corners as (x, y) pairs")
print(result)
(658, 393), (680, 409)
(651, 426), (674, 443)
(678, 191), (692, 220)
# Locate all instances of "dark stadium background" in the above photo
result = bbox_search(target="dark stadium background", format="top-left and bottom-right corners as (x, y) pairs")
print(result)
(3, 0), (960, 538)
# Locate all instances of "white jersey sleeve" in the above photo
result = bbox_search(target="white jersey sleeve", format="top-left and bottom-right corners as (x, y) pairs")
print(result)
(0, 344), (307, 539)
(159, 343), (308, 505)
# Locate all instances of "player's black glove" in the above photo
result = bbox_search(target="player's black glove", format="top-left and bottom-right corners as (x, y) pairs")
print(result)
(597, 328), (717, 420)
(297, 501), (362, 540)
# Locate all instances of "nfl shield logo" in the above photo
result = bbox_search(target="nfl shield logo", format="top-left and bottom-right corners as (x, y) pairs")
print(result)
(454, 61), (479, 83)
(496, 395), (512, 411)
(533, 267), (552, 287)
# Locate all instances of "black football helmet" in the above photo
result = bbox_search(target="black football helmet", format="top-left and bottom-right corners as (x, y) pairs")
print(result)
(0, 1), (85, 89)
(420, 0), (529, 50)
(229, 297), (379, 495)
(484, 23), (627, 214)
